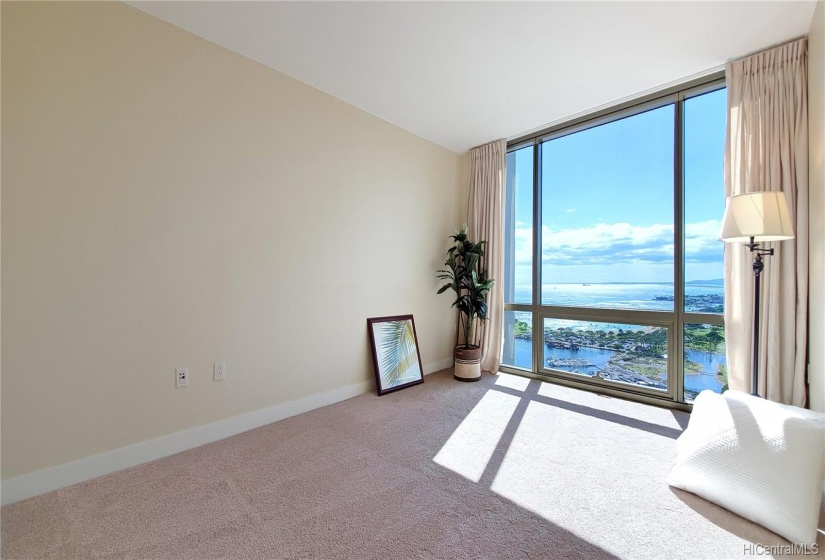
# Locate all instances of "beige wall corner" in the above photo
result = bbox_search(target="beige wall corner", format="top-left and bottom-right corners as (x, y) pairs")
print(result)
(808, 0), (825, 412)
(1, 1), (462, 480)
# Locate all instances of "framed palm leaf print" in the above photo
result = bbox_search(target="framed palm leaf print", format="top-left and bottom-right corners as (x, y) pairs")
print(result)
(367, 315), (424, 395)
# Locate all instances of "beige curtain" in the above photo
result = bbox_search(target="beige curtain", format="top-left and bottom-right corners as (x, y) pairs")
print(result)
(467, 139), (506, 374)
(724, 38), (808, 405)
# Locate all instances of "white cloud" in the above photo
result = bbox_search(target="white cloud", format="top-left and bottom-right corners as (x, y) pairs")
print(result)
(513, 225), (532, 264)
(510, 219), (723, 266)
(685, 220), (723, 262)
(541, 222), (673, 264)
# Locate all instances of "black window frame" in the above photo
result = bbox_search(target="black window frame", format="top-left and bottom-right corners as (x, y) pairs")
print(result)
(501, 73), (726, 409)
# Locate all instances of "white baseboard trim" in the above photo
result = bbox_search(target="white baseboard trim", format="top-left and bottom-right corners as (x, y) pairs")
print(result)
(0, 359), (453, 506)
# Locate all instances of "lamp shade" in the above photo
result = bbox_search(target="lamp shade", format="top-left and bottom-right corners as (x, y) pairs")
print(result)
(719, 192), (795, 243)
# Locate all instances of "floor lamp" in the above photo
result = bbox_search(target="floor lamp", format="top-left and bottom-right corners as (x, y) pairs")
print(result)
(720, 192), (795, 397)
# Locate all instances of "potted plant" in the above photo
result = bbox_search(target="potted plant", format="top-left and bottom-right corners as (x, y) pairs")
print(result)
(437, 225), (495, 381)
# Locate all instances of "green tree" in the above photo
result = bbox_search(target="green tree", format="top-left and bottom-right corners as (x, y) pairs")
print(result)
(706, 328), (724, 349)
(514, 320), (530, 336)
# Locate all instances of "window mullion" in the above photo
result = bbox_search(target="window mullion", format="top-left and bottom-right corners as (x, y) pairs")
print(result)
(532, 140), (541, 373)
(674, 92), (686, 404)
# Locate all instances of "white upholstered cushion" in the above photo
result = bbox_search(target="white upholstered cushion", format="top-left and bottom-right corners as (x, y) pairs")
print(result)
(667, 390), (825, 545)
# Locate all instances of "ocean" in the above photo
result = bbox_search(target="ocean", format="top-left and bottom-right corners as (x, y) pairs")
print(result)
(511, 282), (724, 312)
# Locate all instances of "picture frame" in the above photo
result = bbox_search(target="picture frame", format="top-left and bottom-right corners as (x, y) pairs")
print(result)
(367, 314), (425, 396)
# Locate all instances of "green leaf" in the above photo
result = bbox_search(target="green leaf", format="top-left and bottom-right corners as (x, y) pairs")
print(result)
(436, 224), (495, 346)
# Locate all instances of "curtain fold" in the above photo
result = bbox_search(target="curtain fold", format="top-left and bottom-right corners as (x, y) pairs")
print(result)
(724, 38), (809, 405)
(467, 139), (506, 374)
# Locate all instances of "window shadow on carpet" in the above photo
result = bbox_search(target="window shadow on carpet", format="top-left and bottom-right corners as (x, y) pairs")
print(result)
(490, 382), (685, 440)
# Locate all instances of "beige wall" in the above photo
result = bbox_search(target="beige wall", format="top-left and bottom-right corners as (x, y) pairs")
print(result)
(809, 1), (825, 412)
(1, 1), (463, 479)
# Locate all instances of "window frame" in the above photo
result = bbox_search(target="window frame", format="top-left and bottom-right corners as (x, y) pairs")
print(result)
(501, 73), (726, 409)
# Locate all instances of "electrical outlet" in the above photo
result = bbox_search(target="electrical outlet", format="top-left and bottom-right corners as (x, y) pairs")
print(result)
(214, 361), (225, 381)
(176, 367), (189, 388)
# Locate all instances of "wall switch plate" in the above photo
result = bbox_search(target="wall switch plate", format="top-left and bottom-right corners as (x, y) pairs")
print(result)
(214, 361), (225, 381)
(176, 367), (189, 388)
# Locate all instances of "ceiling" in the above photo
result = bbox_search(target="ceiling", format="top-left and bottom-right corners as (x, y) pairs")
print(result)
(128, 1), (817, 154)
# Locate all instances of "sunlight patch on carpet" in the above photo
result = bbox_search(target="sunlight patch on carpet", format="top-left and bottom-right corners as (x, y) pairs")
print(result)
(536, 379), (685, 431)
(489, 399), (611, 549)
(488, 397), (686, 558)
(494, 372), (531, 392)
(433, 390), (520, 482)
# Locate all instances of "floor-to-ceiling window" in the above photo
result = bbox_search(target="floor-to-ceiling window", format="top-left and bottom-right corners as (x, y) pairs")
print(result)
(502, 77), (726, 406)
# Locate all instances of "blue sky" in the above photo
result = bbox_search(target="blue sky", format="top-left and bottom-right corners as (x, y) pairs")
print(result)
(506, 88), (726, 288)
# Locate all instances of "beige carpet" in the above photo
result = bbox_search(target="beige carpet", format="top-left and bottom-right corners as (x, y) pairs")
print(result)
(2, 370), (823, 559)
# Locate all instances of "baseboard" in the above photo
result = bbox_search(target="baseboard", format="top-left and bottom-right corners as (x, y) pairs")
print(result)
(1, 360), (452, 506)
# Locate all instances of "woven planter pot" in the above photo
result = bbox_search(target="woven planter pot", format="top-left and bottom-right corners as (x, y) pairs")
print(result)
(454, 345), (482, 382)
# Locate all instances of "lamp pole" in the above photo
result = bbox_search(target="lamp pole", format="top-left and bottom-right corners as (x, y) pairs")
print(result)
(746, 236), (775, 398)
